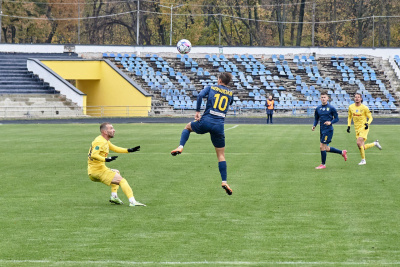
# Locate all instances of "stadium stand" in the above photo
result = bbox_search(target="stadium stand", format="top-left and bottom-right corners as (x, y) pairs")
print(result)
(107, 53), (398, 115)
(0, 53), (79, 94)
(0, 52), (83, 117)
(1, 51), (398, 118)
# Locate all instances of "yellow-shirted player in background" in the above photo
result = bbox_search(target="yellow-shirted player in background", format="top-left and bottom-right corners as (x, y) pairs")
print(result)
(347, 93), (382, 165)
(88, 122), (145, 206)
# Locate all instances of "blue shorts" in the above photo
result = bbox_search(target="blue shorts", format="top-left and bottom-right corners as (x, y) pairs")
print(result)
(320, 130), (333, 144)
(191, 119), (225, 148)
(266, 109), (273, 115)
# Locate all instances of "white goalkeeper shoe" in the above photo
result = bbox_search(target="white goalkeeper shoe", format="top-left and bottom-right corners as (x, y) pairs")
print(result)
(358, 159), (366, 165)
(129, 201), (146, 207)
(374, 140), (382, 150)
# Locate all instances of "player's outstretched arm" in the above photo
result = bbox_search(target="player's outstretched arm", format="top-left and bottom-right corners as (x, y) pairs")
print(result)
(90, 144), (109, 162)
(127, 146), (140, 153)
(105, 156), (118, 162)
(109, 142), (129, 153)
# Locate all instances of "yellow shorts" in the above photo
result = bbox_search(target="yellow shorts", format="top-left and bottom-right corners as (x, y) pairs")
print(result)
(89, 168), (118, 186)
(355, 128), (369, 141)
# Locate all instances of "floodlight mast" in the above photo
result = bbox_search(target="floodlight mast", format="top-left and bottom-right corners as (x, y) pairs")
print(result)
(159, 4), (184, 46)
(0, 0), (2, 43)
(137, 0), (140, 45)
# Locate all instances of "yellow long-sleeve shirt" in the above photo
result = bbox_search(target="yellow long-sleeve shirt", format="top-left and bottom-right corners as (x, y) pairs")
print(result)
(347, 103), (373, 131)
(87, 135), (128, 174)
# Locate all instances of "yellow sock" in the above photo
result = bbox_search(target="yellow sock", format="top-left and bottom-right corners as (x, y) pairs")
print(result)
(111, 184), (119, 193)
(119, 178), (134, 199)
(364, 143), (375, 150)
(359, 146), (365, 160)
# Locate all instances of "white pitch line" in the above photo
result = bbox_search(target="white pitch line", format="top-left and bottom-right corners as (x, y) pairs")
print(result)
(225, 124), (239, 131)
(1, 260), (400, 265)
(6, 152), (393, 155)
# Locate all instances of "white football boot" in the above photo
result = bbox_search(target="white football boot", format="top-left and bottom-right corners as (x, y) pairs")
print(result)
(374, 140), (382, 150)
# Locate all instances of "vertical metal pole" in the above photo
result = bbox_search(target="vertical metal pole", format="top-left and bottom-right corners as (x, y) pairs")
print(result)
(170, 5), (173, 46)
(333, 0), (337, 46)
(311, 0), (315, 46)
(136, 0), (139, 45)
(78, 2), (81, 44)
(0, 0), (2, 43)
(372, 15), (375, 48)
(219, 14), (221, 47)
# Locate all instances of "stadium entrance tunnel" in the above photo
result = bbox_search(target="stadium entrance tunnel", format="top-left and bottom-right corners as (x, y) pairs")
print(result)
(40, 60), (152, 117)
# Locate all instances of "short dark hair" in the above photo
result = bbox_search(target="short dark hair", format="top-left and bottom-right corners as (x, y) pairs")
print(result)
(320, 91), (328, 96)
(219, 72), (232, 86)
(100, 122), (110, 132)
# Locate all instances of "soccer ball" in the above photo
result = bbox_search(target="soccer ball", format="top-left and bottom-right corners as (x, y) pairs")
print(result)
(177, 39), (192, 54)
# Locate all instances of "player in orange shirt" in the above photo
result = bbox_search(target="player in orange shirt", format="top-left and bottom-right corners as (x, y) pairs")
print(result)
(265, 95), (275, 124)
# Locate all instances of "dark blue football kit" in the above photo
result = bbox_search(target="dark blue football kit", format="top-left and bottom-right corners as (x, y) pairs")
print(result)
(191, 85), (234, 148)
(313, 102), (346, 167)
(313, 103), (339, 144)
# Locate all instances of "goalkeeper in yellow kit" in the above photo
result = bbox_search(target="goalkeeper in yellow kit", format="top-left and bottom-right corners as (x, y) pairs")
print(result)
(88, 122), (145, 206)
(347, 93), (382, 165)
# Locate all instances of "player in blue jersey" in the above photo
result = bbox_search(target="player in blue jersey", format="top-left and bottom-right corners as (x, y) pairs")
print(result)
(170, 73), (234, 195)
(312, 92), (347, 169)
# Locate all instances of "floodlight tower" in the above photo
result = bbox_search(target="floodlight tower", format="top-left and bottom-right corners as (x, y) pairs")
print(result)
(0, 0), (2, 43)
(159, 4), (184, 46)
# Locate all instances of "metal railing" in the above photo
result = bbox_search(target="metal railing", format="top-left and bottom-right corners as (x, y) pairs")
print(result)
(0, 105), (396, 119)
(85, 106), (151, 117)
(0, 105), (151, 118)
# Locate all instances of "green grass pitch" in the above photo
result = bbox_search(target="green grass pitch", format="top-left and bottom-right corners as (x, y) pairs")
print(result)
(1, 123), (399, 266)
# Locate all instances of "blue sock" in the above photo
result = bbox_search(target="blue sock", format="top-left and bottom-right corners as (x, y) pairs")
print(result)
(179, 129), (190, 147)
(321, 151), (327, 165)
(218, 161), (227, 182)
(328, 147), (342, 154)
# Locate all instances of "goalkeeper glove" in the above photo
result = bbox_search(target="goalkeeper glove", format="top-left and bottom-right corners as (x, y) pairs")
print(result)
(364, 123), (369, 130)
(127, 146), (140, 153)
(105, 156), (118, 162)
(347, 126), (350, 133)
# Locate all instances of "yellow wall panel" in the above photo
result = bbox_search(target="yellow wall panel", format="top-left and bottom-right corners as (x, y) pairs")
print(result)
(42, 61), (102, 80)
(42, 60), (151, 117)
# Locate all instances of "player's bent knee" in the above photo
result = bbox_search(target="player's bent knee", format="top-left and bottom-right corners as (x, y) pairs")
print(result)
(111, 173), (123, 185)
(185, 122), (193, 132)
(111, 169), (120, 174)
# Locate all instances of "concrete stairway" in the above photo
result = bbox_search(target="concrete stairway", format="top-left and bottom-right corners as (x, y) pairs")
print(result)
(0, 94), (84, 118)
(0, 52), (84, 118)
